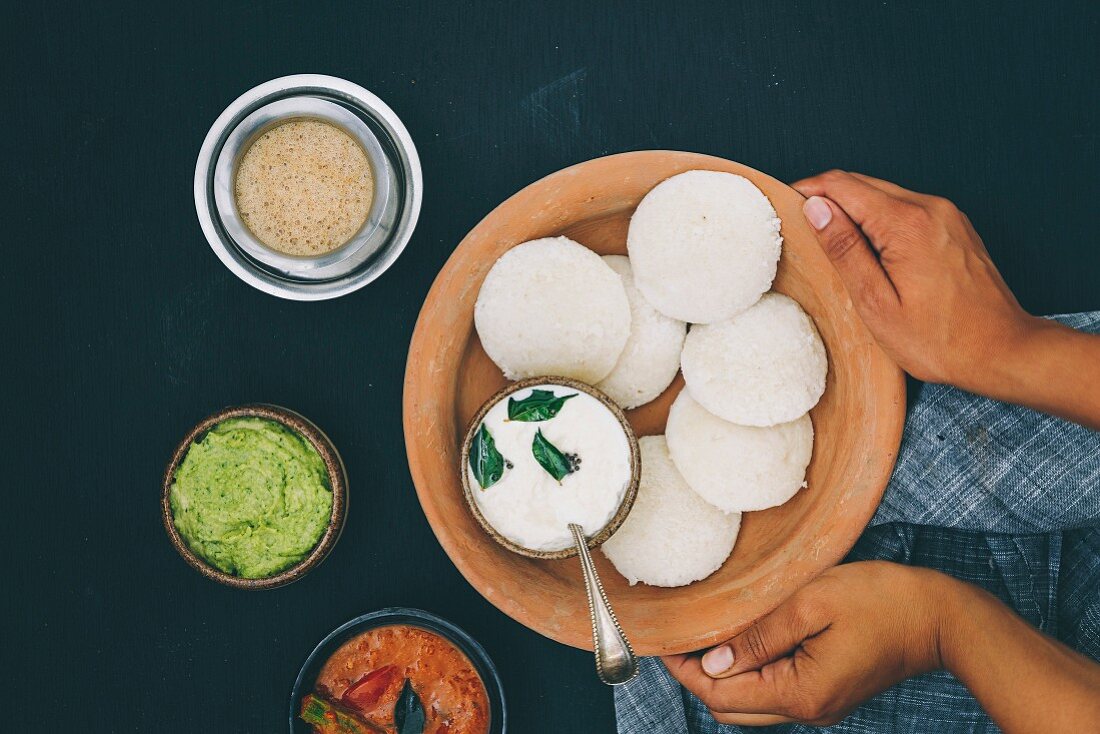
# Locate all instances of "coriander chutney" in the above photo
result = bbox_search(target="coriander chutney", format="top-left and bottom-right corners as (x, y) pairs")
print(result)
(169, 416), (333, 579)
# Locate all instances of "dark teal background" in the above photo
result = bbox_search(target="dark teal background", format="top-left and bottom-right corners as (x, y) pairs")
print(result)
(3, 1), (1097, 732)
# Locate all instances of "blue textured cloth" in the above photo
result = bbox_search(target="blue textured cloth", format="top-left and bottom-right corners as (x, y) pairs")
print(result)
(615, 312), (1100, 734)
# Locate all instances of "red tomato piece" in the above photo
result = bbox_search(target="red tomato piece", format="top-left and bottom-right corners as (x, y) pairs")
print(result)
(341, 665), (400, 713)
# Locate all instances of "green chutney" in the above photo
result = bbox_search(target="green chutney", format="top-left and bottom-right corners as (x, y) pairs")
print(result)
(169, 417), (333, 578)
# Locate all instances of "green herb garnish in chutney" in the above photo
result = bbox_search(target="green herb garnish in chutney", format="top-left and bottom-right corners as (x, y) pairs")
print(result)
(394, 679), (426, 734)
(470, 422), (507, 489)
(507, 389), (577, 422)
(168, 417), (332, 579)
(532, 428), (576, 483)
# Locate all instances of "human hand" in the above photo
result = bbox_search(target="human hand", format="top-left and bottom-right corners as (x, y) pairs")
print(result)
(662, 561), (946, 727)
(790, 170), (1035, 389)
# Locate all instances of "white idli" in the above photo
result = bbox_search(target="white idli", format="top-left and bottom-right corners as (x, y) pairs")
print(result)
(627, 170), (782, 324)
(595, 256), (687, 409)
(474, 237), (631, 383)
(666, 390), (813, 513)
(602, 435), (740, 587)
(681, 293), (827, 427)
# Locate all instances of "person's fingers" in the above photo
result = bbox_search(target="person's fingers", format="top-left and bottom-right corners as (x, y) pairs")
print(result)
(662, 653), (716, 695)
(846, 172), (925, 202)
(700, 644), (733, 675)
(712, 711), (794, 726)
(800, 196), (899, 318)
(791, 170), (908, 228)
(700, 591), (829, 679)
(662, 655), (796, 716)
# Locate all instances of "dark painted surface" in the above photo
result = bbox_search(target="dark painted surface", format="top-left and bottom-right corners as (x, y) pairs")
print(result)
(3, 1), (1097, 731)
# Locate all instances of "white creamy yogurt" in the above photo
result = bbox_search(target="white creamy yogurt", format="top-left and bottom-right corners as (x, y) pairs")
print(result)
(468, 384), (632, 552)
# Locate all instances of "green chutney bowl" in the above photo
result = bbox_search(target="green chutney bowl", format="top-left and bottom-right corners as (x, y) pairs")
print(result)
(161, 404), (348, 590)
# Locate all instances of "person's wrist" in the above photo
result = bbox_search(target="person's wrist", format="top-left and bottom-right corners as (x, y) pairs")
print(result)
(923, 570), (1003, 677)
(986, 314), (1060, 399)
(949, 311), (1043, 398)
(907, 567), (967, 673)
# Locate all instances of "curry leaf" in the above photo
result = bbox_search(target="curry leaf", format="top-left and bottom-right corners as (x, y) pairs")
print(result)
(394, 679), (426, 734)
(532, 429), (574, 483)
(470, 423), (505, 490)
(507, 389), (577, 422)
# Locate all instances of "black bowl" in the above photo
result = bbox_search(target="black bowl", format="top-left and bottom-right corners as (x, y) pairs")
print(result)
(289, 608), (506, 733)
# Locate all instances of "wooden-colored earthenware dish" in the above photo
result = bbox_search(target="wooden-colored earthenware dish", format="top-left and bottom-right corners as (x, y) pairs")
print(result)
(161, 404), (348, 590)
(403, 150), (905, 655)
(459, 376), (642, 561)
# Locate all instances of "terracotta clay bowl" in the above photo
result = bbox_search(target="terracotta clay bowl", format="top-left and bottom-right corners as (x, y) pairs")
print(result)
(162, 404), (348, 590)
(459, 376), (642, 561)
(403, 151), (905, 655)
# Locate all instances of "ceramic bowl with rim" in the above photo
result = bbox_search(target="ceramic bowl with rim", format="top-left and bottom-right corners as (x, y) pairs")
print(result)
(459, 376), (641, 561)
(403, 151), (906, 655)
(289, 608), (506, 734)
(194, 74), (422, 301)
(212, 95), (397, 282)
(161, 403), (348, 590)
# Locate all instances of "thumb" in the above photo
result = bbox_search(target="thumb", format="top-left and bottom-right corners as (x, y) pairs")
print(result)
(801, 196), (898, 317)
(702, 594), (829, 679)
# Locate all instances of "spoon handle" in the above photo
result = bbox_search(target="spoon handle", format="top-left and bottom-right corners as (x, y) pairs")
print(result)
(568, 523), (638, 685)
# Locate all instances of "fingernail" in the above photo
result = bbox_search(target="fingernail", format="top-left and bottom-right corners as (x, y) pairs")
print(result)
(702, 645), (734, 676)
(804, 196), (833, 230)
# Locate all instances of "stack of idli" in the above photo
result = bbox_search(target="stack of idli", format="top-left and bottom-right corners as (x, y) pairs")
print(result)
(601, 436), (740, 587)
(680, 293), (827, 427)
(596, 256), (686, 409)
(627, 169), (782, 324)
(665, 391), (814, 514)
(474, 237), (633, 384)
(474, 237), (688, 408)
(472, 169), (828, 588)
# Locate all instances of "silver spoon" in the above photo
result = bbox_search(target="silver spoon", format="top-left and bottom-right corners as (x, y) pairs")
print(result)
(569, 523), (638, 684)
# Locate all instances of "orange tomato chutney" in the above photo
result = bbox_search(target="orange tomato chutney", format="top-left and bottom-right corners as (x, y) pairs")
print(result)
(316, 624), (490, 734)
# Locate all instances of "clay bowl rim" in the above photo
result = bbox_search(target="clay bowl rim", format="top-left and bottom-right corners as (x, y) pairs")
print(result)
(403, 150), (906, 654)
(459, 376), (642, 561)
(161, 403), (348, 590)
